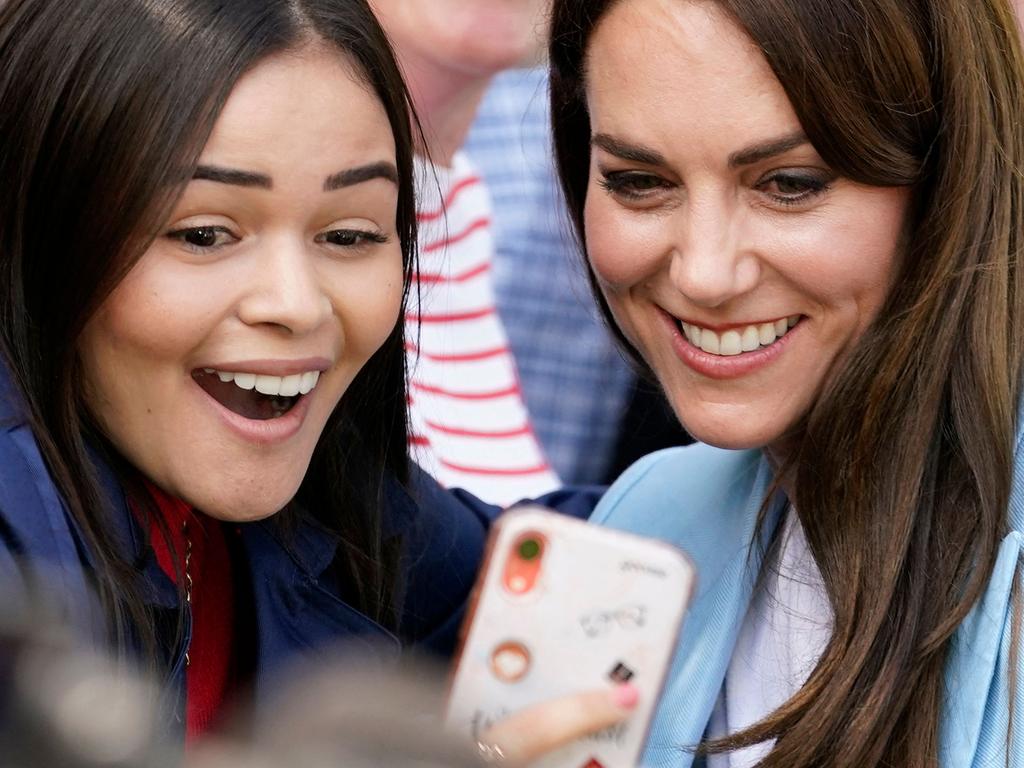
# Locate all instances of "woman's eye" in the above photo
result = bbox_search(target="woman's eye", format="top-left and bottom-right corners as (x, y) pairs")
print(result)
(758, 172), (833, 206)
(167, 225), (236, 251)
(598, 171), (670, 201)
(317, 229), (389, 249)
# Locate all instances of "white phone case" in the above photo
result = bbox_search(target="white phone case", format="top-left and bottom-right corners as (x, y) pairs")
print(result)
(446, 506), (696, 768)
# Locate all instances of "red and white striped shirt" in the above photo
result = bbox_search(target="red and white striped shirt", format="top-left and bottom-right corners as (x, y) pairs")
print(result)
(406, 154), (560, 505)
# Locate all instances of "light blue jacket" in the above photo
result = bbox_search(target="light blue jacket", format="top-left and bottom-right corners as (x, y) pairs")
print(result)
(592, 439), (1023, 767)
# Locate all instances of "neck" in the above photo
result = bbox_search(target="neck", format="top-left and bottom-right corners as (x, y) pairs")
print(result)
(400, 49), (493, 166)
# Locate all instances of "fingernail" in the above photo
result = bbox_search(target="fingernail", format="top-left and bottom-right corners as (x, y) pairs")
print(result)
(613, 683), (639, 709)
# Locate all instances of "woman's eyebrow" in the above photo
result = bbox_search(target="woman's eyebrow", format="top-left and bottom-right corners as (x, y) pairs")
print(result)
(193, 165), (272, 188)
(591, 131), (811, 170)
(591, 133), (666, 165)
(190, 161), (399, 191)
(323, 161), (399, 191)
(728, 132), (808, 168)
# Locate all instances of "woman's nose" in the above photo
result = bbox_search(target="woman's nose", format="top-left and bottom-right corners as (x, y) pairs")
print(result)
(236, 239), (333, 335)
(667, 199), (759, 308)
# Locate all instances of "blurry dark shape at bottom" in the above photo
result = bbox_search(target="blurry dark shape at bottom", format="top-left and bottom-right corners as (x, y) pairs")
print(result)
(0, 591), (172, 768)
(0, 587), (481, 767)
(197, 651), (480, 768)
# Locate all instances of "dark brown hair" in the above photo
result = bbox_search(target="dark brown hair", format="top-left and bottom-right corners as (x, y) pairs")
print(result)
(550, 0), (1024, 764)
(0, 0), (418, 665)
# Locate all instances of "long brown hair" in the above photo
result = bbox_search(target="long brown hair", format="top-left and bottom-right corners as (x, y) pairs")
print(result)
(0, 0), (419, 666)
(550, 0), (1024, 764)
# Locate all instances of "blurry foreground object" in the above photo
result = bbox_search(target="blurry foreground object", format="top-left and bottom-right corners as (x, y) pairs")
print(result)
(0, 592), (170, 768)
(0, 599), (481, 768)
(193, 652), (481, 768)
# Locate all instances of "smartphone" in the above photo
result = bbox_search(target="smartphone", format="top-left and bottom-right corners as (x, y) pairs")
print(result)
(445, 506), (696, 768)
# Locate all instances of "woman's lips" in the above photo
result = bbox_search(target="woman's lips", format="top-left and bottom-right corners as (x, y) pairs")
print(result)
(190, 371), (316, 445)
(659, 308), (802, 379)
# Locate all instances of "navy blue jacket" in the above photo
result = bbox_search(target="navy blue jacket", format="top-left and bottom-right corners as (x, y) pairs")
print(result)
(0, 362), (601, 727)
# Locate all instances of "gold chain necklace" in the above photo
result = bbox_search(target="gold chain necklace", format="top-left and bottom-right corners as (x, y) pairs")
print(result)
(183, 520), (193, 669)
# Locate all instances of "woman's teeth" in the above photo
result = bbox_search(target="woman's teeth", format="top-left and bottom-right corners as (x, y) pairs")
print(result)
(680, 315), (800, 356)
(201, 369), (321, 396)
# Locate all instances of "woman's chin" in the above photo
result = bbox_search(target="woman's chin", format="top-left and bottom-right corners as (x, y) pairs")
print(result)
(694, 434), (769, 452)
(676, 416), (780, 453)
(177, 476), (304, 523)
(201, 503), (284, 524)
(665, 394), (798, 453)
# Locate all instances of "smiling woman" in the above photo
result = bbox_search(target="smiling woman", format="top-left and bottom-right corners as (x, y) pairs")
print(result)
(0, 0), (503, 744)
(77, 46), (407, 522)
(545, 0), (1024, 765)
(579, 4), (913, 453)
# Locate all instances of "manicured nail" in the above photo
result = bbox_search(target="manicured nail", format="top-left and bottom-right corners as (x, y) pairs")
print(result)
(613, 683), (639, 709)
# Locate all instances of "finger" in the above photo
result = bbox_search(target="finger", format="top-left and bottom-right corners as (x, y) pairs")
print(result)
(479, 684), (639, 764)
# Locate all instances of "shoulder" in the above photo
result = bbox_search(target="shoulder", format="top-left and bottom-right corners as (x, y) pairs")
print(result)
(384, 466), (495, 652)
(0, 362), (119, 605)
(0, 360), (61, 588)
(0, 358), (50, 519)
(388, 464), (502, 594)
(0, 412), (59, 553)
(591, 444), (769, 545)
(0, 402), (109, 639)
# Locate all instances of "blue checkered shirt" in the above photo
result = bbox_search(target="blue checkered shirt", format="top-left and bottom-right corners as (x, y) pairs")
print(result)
(465, 68), (635, 484)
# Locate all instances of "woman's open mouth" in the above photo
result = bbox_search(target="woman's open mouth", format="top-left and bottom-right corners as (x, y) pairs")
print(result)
(191, 368), (321, 420)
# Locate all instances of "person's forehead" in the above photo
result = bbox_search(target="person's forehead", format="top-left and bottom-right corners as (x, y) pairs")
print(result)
(198, 50), (397, 182)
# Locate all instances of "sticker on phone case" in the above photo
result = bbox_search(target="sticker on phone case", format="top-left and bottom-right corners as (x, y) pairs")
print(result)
(608, 661), (635, 683)
(579, 603), (647, 638)
(490, 641), (531, 683)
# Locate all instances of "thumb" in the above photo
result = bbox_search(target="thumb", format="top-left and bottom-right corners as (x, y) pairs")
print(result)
(478, 684), (639, 765)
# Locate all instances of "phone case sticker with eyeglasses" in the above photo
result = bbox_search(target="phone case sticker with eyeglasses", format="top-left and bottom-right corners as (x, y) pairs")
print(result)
(446, 506), (696, 768)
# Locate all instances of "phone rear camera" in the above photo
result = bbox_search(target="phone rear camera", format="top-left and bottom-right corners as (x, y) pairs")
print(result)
(517, 537), (542, 561)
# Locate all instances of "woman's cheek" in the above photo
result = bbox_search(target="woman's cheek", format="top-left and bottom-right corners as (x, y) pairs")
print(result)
(584, 195), (666, 291)
(329, 248), (405, 358)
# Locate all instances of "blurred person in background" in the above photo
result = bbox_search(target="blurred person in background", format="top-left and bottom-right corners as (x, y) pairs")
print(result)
(0, 0), (622, 754)
(370, 0), (566, 504)
(375, 0), (690, 501)
(466, 59), (693, 489)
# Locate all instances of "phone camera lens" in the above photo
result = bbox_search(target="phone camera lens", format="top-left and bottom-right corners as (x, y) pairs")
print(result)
(518, 537), (542, 561)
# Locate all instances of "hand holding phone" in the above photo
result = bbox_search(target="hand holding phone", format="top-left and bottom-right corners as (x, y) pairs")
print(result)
(446, 506), (696, 767)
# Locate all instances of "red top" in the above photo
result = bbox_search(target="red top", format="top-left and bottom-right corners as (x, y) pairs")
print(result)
(133, 483), (235, 744)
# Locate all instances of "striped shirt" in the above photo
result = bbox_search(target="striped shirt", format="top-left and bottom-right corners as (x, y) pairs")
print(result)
(465, 68), (636, 484)
(406, 153), (561, 505)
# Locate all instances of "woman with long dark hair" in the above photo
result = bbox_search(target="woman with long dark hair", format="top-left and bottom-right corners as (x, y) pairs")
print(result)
(530, 0), (1024, 765)
(0, 0), (532, 742)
